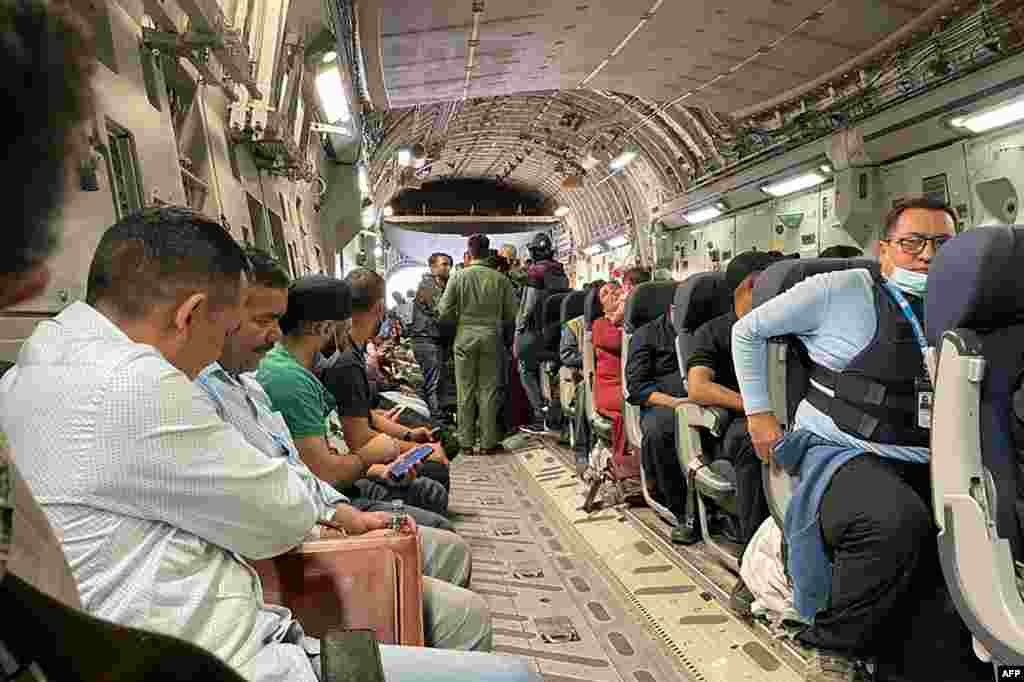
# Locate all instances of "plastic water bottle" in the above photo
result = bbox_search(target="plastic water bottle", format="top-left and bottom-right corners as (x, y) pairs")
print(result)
(391, 499), (404, 532)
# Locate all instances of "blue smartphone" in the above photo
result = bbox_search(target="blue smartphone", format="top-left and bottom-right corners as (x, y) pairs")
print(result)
(388, 445), (433, 482)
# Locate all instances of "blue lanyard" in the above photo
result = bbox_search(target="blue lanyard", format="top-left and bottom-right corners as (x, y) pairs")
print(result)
(881, 281), (930, 366)
(196, 372), (297, 459)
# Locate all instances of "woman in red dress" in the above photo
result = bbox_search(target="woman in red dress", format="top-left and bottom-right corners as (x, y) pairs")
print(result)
(592, 282), (625, 418)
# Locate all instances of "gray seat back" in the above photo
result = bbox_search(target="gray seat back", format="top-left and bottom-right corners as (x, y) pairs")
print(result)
(751, 257), (880, 526)
(925, 226), (1024, 665)
(622, 281), (680, 449)
(583, 287), (604, 425)
(671, 272), (731, 393)
(560, 291), (586, 325)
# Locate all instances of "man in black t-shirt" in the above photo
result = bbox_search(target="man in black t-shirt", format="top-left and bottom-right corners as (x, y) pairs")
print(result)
(321, 269), (452, 513)
(687, 250), (782, 615)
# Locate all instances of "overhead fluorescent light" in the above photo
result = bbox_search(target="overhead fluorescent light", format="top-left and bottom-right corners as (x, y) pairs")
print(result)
(607, 235), (629, 248)
(315, 66), (351, 124)
(383, 205), (395, 217)
(609, 149), (639, 171)
(555, 206), (570, 217)
(321, 51), (337, 63)
(310, 122), (352, 136)
(682, 206), (722, 224)
(950, 96), (1024, 133)
(584, 243), (605, 256)
(397, 148), (413, 166)
(761, 171), (827, 198)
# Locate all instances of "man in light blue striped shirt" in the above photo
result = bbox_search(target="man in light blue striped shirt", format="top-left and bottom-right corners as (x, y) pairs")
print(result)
(197, 250), (538, 681)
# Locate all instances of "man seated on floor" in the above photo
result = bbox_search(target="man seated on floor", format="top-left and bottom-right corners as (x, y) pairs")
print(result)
(0, 207), (537, 682)
(196, 249), (490, 652)
(686, 251), (781, 615)
(323, 268), (452, 492)
(256, 273), (451, 523)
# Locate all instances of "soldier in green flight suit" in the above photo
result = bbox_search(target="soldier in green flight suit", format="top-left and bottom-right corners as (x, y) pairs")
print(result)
(437, 234), (518, 455)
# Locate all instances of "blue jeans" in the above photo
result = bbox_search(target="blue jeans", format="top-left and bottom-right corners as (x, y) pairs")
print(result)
(311, 646), (539, 682)
(412, 340), (448, 425)
(350, 490), (453, 531)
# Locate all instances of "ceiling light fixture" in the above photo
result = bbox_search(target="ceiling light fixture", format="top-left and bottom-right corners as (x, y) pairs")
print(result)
(950, 95), (1024, 133)
(607, 235), (629, 248)
(609, 146), (639, 171)
(761, 171), (828, 198)
(682, 206), (722, 224)
(321, 51), (337, 63)
(555, 206), (570, 217)
(314, 66), (351, 125)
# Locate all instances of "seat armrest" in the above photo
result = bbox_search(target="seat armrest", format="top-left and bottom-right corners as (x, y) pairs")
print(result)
(679, 402), (732, 437)
(252, 528), (425, 647)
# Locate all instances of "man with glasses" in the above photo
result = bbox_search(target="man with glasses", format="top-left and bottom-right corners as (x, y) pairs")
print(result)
(731, 198), (981, 682)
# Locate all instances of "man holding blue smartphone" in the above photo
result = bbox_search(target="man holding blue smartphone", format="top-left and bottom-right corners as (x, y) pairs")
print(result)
(322, 269), (453, 494)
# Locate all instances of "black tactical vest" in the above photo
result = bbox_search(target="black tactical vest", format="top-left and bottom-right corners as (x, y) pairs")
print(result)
(805, 275), (930, 447)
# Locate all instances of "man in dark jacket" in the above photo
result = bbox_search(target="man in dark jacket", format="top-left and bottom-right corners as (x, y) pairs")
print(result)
(624, 308), (697, 544)
(515, 233), (569, 434)
(408, 279), (451, 426)
(686, 250), (784, 613)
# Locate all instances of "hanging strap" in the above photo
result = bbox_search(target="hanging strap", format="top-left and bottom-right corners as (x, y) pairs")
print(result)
(880, 281), (932, 381)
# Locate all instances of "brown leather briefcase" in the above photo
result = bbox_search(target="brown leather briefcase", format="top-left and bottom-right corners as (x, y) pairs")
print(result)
(253, 528), (425, 646)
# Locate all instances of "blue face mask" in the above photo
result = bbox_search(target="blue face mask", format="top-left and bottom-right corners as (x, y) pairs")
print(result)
(888, 266), (928, 298)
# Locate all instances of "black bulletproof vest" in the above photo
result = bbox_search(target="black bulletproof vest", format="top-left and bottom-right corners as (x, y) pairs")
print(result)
(806, 275), (930, 447)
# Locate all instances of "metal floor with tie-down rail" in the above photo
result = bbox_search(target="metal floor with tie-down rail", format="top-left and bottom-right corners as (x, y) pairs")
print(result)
(447, 437), (808, 682)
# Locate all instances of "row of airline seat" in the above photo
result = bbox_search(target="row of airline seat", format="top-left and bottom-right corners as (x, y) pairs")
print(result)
(732, 232), (1024, 673)
(550, 231), (1024, 675)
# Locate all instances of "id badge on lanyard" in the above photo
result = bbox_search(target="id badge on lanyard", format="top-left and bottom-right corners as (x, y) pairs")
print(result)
(915, 376), (933, 429)
(882, 282), (933, 430)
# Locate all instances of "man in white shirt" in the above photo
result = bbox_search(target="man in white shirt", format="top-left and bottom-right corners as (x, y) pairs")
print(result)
(0, 209), (536, 682)
(197, 249), (494, 654)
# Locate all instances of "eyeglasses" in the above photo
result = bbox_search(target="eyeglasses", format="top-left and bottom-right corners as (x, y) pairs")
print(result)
(884, 235), (952, 256)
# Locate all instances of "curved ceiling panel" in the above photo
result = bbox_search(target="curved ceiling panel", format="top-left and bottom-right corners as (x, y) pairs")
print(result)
(339, 0), (1011, 260)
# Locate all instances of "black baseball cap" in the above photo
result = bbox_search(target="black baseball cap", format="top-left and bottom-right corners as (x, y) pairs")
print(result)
(725, 251), (788, 292)
(280, 275), (352, 334)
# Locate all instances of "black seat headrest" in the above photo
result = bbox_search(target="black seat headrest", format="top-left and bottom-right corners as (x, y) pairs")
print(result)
(926, 226), (1024, 346)
(543, 291), (570, 327)
(753, 257), (880, 309)
(561, 290), (586, 324)
(672, 272), (730, 336)
(584, 287), (604, 329)
(624, 281), (679, 334)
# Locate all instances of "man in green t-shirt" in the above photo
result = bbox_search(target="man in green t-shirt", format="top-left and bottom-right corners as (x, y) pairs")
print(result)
(256, 275), (451, 525)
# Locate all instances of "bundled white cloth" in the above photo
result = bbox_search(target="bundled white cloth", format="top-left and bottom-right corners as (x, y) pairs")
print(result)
(740, 516), (800, 624)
